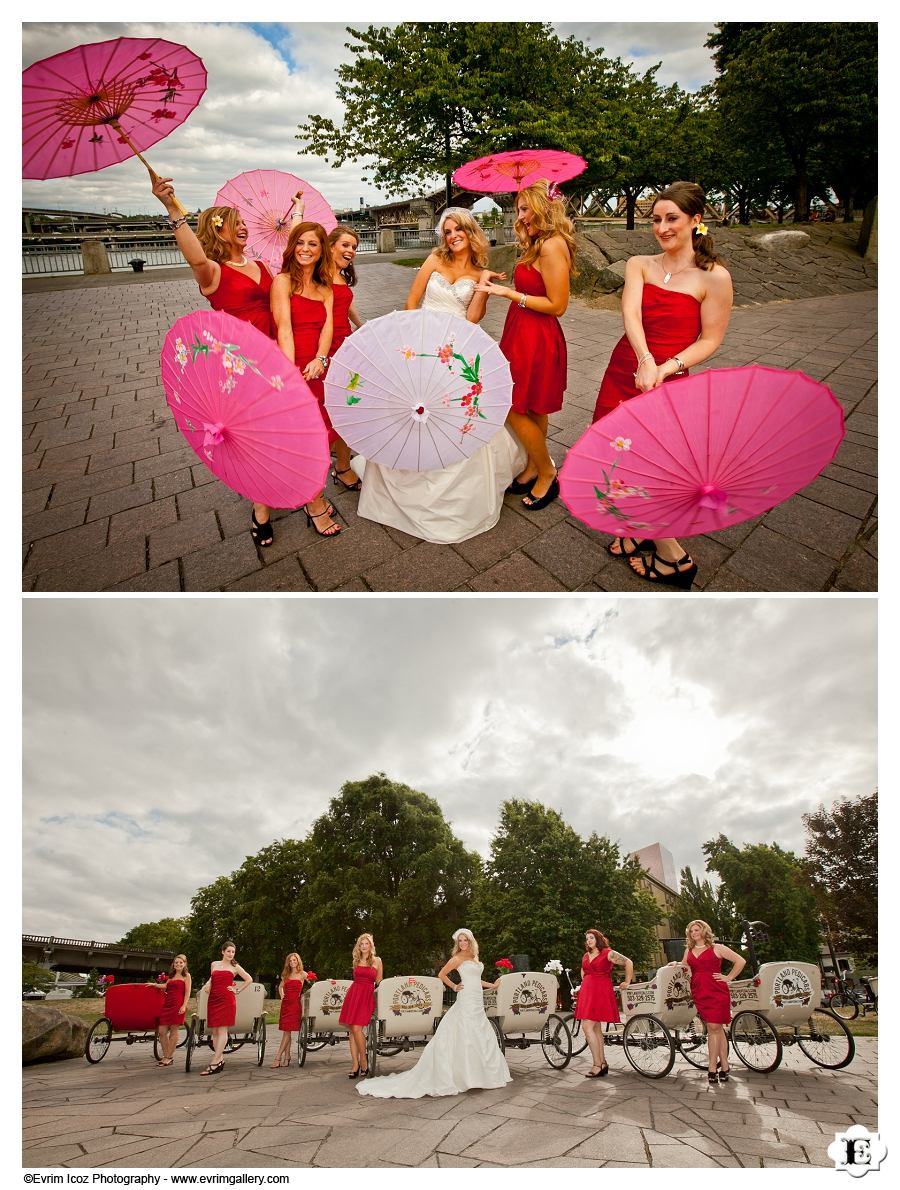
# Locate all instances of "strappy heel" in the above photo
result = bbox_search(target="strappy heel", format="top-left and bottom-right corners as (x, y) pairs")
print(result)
(598, 1061), (609, 1077)
(707, 1071), (718, 1084)
(718, 1068), (730, 1082)
(201, 1060), (225, 1076)
(250, 508), (273, 547)
(630, 550), (697, 590)
(332, 466), (361, 492)
(304, 503), (342, 537)
(522, 474), (559, 511)
(506, 474), (536, 495)
(607, 537), (654, 557)
(348, 1066), (359, 1080)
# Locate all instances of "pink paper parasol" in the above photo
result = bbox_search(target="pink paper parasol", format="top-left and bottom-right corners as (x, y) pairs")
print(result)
(324, 309), (512, 471)
(453, 148), (587, 193)
(23, 36), (206, 203)
(161, 309), (330, 508)
(559, 365), (845, 538)
(214, 170), (337, 273)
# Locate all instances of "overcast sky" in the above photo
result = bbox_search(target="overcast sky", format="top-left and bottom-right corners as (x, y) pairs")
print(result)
(21, 19), (718, 216)
(23, 597), (876, 942)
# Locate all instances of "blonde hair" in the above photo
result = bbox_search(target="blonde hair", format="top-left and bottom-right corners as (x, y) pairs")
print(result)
(281, 952), (304, 980)
(281, 222), (334, 291)
(169, 954), (189, 977)
(685, 920), (716, 948)
(434, 209), (489, 270)
(352, 933), (377, 967)
(451, 930), (480, 961)
(514, 181), (577, 275)
(196, 206), (243, 264)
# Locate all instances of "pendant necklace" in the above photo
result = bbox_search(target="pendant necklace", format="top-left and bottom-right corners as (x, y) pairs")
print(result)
(662, 258), (691, 285)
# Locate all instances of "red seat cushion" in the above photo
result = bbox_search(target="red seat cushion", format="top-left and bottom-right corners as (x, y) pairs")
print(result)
(104, 983), (166, 1031)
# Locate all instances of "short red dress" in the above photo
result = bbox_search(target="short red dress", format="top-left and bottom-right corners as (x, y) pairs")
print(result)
(331, 283), (354, 356)
(289, 292), (336, 444)
(206, 968), (237, 1028)
(574, 948), (621, 1023)
(158, 977), (187, 1026)
(592, 283), (701, 421)
(687, 947), (732, 1024)
(278, 977), (304, 1032)
(499, 263), (567, 415)
(205, 262), (275, 338)
(339, 965), (378, 1026)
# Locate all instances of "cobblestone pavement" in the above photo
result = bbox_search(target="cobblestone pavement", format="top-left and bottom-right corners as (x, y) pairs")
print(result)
(22, 1035), (876, 1169)
(22, 262), (877, 592)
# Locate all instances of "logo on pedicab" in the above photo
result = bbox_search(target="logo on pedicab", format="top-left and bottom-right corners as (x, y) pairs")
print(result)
(624, 987), (657, 1012)
(729, 983), (759, 1006)
(662, 966), (694, 1011)
(391, 977), (433, 1016)
(771, 966), (813, 1008)
(510, 978), (548, 1015)
(320, 981), (347, 1016)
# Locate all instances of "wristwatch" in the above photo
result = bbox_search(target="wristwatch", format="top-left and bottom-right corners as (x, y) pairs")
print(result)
(317, 355), (329, 367)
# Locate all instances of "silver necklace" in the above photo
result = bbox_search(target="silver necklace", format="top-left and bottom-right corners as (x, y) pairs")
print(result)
(662, 257), (692, 285)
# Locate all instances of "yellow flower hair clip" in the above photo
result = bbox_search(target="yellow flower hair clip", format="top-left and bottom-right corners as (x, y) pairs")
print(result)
(694, 222), (708, 236)
(211, 215), (224, 228)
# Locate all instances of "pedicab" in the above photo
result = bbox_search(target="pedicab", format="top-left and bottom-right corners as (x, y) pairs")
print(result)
(184, 980), (267, 1070)
(84, 982), (176, 1063)
(612, 962), (701, 1078)
(295, 977), (353, 1066)
(364, 975), (446, 1076)
(484, 970), (574, 1069)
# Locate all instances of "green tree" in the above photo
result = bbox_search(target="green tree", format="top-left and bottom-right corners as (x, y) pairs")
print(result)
(74, 969), (104, 998)
(468, 801), (661, 988)
(183, 875), (239, 975)
(671, 866), (741, 942)
(802, 792), (877, 962)
(118, 917), (188, 953)
(297, 774), (482, 976)
(22, 962), (54, 996)
(296, 23), (619, 202)
(228, 838), (311, 984)
(703, 834), (821, 962)
(707, 23), (877, 222)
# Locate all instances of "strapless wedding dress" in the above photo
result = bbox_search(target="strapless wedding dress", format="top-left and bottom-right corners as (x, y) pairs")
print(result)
(353, 272), (525, 545)
(356, 961), (512, 1099)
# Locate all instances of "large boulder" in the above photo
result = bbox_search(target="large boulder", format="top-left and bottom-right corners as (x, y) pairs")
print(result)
(23, 1003), (89, 1064)
(750, 230), (811, 250)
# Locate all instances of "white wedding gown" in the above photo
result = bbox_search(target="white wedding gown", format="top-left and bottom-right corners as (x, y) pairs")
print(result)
(356, 960), (512, 1099)
(353, 273), (525, 544)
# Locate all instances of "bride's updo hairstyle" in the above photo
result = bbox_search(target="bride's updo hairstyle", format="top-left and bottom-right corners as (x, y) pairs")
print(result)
(451, 928), (480, 961)
(434, 208), (489, 270)
(515, 180), (577, 275)
(652, 182), (722, 272)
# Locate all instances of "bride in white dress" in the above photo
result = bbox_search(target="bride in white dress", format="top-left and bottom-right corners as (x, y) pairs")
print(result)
(356, 928), (512, 1099)
(353, 209), (526, 544)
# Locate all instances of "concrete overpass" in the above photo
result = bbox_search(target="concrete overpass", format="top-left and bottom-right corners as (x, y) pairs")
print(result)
(23, 934), (176, 976)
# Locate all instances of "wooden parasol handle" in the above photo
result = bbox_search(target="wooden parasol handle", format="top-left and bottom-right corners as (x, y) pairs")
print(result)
(110, 120), (189, 218)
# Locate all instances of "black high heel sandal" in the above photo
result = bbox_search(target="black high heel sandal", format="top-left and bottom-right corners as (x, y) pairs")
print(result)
(718, 1068), (730, 1082)
(348, 1067), (359, 1080)
(630, 550), (697, 590)
(597, 1061), (609, 1077)
(201, 1060), (225, 1076)
(506, 474), (536, 495)
(522, 475), (559, 511)
(332, 466), (361, 492)
(250, 509), (273, 547)
(607, 537), (654, 557)
(304, 503), (342, 537)
(707, 1071), (718, 1084)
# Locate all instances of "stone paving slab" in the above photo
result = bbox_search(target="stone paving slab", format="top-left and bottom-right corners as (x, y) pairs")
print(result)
(21, 1034), (876, 1170)
(22, 264), (876, 591)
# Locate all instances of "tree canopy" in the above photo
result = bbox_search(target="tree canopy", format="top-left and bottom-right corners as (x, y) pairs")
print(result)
(118, 917), (188, 953)
(671, 866), (741, 944)
(802, 791), (877, 962)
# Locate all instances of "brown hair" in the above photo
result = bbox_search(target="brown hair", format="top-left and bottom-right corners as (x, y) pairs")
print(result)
(196, 206), (243, 263)
(281, 952), (304, 980)
(281, 222), (334, 291)
(169, 954), (189, 977)
(585, 928), (609, 951)
(434, 208), (489, 270)
(652, 182), (722, 272)
(515, 180), (577, 275)
(328, 225), (360, 287)
(220, 940), (237, 967)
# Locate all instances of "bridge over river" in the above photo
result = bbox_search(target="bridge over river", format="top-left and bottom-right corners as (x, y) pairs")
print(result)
(22, 933), (175, 976)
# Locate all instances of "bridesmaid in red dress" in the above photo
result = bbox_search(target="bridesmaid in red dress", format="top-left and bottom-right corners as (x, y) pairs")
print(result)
(338, 933), (383, 1078)
(271, 222), (342, 538)
(155, 954), (191, 1067)
(680, 920), (745, 1084)
(199, 940), (253, 1076)
(272, 952), (306, 1068)
(594, 182), (733, 589)
(150, 177), (299, 548)
(575, 928), (633, 1078)
(327, 226), (365, 493)
(476, 180), (576, 511)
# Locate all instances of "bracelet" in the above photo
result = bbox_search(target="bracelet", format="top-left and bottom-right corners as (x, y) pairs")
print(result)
(317, 355), (329, 367)
(666, 355), (687, 374)
(634, 352), (653, 368)
(166, 216), (189, 231)
(518, 294), (527, 308)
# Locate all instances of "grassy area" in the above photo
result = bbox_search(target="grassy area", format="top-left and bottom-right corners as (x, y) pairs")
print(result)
(26, 996), (284, 1023)
(393, 256), (427, 268)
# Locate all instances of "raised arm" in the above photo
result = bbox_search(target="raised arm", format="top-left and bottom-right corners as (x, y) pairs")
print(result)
(466, 267), (506, 324)
(437, 954), (463, 991)
(609, 950), (634, 989)
(233, 964), (254, 992)
(474, 236), (570, 316)
(151, 175), (219, 292)
(405, 255), (439, 310)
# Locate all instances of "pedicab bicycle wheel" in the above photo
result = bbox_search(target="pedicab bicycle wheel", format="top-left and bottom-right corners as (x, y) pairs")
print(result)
(568, 1017), (590, 1056)
(540, 1013), (573, 1069)
(796, 1009), (855, 1069)
(622, 1015), (675, 1079)
(730, 1011), (783, 1073)
(153, 1025), (188, 1062)
(256, 1018), (267, 1066)
(84, 1017), (112, 1063)
(366, 1021), (379, 1076)
(296, 1018), (310, 1066)
(676, 1016), (711, 1069)
(828, 994), (859, 1022)
(184, 1021), (197, 1071)
(491, 1018), (505, 1052)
